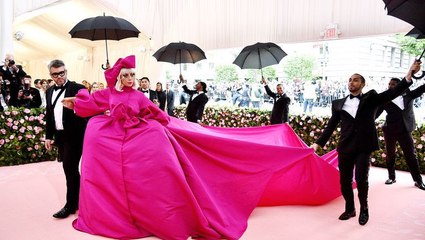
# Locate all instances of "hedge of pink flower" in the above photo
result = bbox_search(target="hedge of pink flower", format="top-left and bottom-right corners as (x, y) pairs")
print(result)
(0, 108), (57, 166)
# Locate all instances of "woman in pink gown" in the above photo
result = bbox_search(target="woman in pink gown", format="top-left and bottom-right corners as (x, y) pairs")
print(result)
(65, 55), (341, 240)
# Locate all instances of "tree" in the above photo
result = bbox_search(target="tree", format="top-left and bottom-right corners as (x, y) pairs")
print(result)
(245, 66), (276, 82)
(283, 54), (315, 81)
(215, 65), (239, 82)
(394, 34), (425, 57)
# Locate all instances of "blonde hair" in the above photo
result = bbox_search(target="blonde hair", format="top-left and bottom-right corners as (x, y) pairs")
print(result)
(115, 68), (137, 91)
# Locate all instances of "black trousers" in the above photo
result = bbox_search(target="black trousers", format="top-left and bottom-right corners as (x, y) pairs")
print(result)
(56, 131), (82, 210)
(338, 151), (371, 212)
(383, 130), (422, 183)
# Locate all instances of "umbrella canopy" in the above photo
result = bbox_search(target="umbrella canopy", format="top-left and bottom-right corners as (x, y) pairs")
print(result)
(69, 13), (140, 69)
(383, 0), (425, 79)
(383, 0), (425, 34)
(152, 42), (207, 64)
(405, 27), (425, 39)
(153, 42), (206, 82)
(233, 42), (287, 71)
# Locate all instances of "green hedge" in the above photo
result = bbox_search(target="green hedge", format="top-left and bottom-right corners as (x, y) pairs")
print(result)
(1, 106), (425, 174)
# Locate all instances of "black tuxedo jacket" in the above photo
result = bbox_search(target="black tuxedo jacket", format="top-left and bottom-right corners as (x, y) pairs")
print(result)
(183, 85), (209, 122)
(264, 85), (290, 124)
(45, 81), (87, 142)
(165, 90), (175, 115)
(376, 84), (425, 133)
(316, 78), (412, 154)
(156, 90), (166, 110)
(139, 88), (158, 103)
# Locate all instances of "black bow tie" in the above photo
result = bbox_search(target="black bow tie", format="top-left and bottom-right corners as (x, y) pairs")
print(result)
(349, 94), (361, 99)
(141, 90), (148, 93)
(54, 85), (65, 91)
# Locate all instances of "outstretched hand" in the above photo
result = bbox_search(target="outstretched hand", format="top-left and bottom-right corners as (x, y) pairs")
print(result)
(406, 60), (422, 81)
(62, 97), (76, 110)
(179, 74), (186, 84)
(261, 76), (267, 85)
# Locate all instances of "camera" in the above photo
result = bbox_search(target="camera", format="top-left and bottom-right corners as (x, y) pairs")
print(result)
(23, 89), (31, 96)
(8, 60), (15, 66)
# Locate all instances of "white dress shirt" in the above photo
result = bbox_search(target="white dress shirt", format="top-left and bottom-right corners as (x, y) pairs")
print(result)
(51, 81), (67, 130)
(342, 96), (361, 118)
(391, 95), (404, 110)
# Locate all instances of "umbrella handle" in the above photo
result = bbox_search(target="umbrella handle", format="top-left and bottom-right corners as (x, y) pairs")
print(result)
(412, 52), (425, 79)
(412, 70), (425, 79)
(101, 60), (110, 70)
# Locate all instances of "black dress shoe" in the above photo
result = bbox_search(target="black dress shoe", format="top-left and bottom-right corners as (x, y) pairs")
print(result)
(338, 210), (356, 220)
(53, 207), (76, 219)
(358, 208), (369, 225)
(414, 182), (425, 190)
(385, 179), (396, 185)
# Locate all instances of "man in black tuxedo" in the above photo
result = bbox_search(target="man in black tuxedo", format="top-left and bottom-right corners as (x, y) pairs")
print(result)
(165, 82), (175, 116)
(376, 78), (425, 190)
(0, 54), (27, 107)
(138, 77), (159, 105)
(44, 59), (87, 219)
(311, 61), (421, 226)
(262, 77), (290, 124)
(180, 75), (208, 123)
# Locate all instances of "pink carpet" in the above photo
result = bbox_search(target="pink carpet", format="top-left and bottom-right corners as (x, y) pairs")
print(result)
(1, 161), (424, 240)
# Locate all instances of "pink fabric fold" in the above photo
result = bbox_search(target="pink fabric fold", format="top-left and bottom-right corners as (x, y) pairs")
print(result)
(72, 87), (341, 240)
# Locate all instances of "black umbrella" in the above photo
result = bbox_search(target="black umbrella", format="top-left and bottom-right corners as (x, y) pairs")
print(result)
(69, 13), (140, 70)
(233, 42), (287, 77)
(383, 0), (425, 78)
(383, 0), (425, 33)
(405, 27), (425, 39)
(152, 41), (207, 83)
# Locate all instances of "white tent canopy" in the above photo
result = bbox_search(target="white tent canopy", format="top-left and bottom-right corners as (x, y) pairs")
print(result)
(1, 0), (413, 82)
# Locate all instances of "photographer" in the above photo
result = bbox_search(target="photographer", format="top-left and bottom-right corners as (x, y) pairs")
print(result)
(0, 54), (27, 107)
(20, 75), (41, 108)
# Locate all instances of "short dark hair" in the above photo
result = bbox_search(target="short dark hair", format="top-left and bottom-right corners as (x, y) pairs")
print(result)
(140, 77), (150, 82)
(390, 77), (401, 83)
(199, 81), (207, 93)
(48, 59), (65, 70)
(352, 73), (366, 83)
(34, 79), (40, 85)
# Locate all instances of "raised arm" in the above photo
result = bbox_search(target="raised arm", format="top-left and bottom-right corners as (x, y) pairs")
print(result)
(375, 61), (421, 105)
(408, 83), (425, 99)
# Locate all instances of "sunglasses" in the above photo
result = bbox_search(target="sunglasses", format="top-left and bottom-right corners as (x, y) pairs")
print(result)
(50, 70), (66, 78)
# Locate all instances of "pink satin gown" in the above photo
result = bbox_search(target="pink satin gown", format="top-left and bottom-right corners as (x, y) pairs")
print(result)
(72, 86), (341, 240)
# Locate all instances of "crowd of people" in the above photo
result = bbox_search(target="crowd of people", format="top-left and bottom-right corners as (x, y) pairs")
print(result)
(204, 77), (425, 114)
